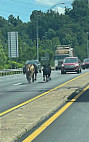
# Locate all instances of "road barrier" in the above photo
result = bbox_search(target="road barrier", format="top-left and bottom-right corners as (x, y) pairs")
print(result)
(0, 66), (56, 77)
(0, 69), (23, 76)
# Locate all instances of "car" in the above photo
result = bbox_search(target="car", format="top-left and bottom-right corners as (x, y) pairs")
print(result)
(23, 60), (41, 74)
(61, 57), (82, 74)
(82, 58), (89, 69)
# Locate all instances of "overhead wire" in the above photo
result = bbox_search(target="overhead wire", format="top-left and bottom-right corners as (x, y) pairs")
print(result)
(6, 0), (50, 8)
(0, 0), (50, 20)
(0, 0), (66, 21)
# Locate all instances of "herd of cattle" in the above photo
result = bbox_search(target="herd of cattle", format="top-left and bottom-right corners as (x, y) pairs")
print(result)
(23, 64), (51, 83)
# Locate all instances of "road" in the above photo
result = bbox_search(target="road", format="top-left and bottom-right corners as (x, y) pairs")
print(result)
(32, 86), (89, 142)
(0, 69), (88, 114)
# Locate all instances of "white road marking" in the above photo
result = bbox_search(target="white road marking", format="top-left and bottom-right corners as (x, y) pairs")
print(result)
(14, 83), (22, 85)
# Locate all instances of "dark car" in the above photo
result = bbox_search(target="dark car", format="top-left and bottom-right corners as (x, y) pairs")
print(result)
(23, 60), (41, 74)
(82, 58), (89, 69)
(61, 57), (82, 74)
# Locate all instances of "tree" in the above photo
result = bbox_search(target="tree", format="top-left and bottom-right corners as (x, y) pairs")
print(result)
(0, 45), (7, 69)
(1, 0), (89, 68)
(68, 0), (89, 20)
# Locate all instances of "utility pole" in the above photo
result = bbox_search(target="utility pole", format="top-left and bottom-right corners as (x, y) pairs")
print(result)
(36, 2), (65, 62)
(87, 32), (89, 58)
(36, 12), (39, 61)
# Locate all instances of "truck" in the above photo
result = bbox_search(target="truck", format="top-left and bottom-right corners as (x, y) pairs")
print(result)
(54, 45), (73, 70)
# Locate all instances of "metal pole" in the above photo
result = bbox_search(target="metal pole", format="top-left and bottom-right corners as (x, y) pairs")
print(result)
(36, 12), (39, 61)
(88, 0), (89, 8)
(36, 3), (65, 62)
(87, 32), (89, 58)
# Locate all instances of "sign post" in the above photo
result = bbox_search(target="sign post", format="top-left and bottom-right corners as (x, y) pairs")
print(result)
(8, 32), (19, 68)
(8, 31), (19, 58)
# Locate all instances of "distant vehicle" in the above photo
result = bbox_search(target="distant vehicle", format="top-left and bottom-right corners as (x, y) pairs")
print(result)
(23, 60), (41, 74)
(61, 57), (82, 74)
(54, 45), (73, 70)
(82, 58), (89, 69)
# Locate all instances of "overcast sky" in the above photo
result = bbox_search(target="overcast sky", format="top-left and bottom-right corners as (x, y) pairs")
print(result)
(0, 0), (73, 22)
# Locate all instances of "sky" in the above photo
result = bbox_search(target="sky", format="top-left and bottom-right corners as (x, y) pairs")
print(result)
(0, 0), (74, 22)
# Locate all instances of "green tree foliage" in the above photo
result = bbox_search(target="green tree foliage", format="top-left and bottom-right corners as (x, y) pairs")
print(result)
(0, 0), (89, 69)
(0, 45), (7, 69)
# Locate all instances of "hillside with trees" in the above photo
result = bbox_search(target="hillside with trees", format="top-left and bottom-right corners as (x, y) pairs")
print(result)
(0, 0), (89, 69)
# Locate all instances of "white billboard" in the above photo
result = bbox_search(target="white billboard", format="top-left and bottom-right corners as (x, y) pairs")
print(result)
(8, 32), (19, 58)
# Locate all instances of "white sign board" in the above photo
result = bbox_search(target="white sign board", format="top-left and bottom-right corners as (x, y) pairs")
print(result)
(8, 32), (19, 58)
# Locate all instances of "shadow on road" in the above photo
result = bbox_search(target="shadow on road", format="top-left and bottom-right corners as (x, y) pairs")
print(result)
(68, 88), (89, 102)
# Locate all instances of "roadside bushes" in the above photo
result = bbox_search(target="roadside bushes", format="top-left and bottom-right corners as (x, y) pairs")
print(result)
(0, 60), (23, 70)
(9, 61), (23, 69)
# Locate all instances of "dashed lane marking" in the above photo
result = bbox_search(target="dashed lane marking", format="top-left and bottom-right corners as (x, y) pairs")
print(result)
(0, 71), (89, 117)
(14, 83), (22, 85)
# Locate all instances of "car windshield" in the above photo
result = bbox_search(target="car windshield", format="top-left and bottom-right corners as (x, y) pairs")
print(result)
(25, 60), (39, 65)
(64, 58), (78, 63)
(84, 59), (89, 62)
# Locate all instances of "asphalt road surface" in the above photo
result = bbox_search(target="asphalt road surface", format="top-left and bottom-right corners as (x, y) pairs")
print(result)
(32, 87), (89, 142)
(0, 69), (89, 113)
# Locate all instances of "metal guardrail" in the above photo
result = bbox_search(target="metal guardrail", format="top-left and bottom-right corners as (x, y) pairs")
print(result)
(0, 69), (23, 76)
(0, 67), (55, 77)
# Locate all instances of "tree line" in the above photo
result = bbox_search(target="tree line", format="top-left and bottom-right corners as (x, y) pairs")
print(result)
(0, 0), (89, 69)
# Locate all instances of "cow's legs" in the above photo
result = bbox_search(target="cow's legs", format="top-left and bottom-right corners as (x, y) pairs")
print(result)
(48, 74), (51, 80)
(32, 73), (34, 82)
(46, 75), (49, 82)
(34, 73), (37, 81)
(43, 75), (45, 81)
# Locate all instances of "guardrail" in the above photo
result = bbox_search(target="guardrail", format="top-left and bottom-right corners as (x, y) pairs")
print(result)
(0, 67), (55, 77)
(0, 69), (23, 76)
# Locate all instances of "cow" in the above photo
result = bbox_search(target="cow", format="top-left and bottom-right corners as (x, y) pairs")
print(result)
(33, 64), (38, 81)
(25, 64), (38, 83)
(42, 64), (51, 82)
(47, 64), (51, 80)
